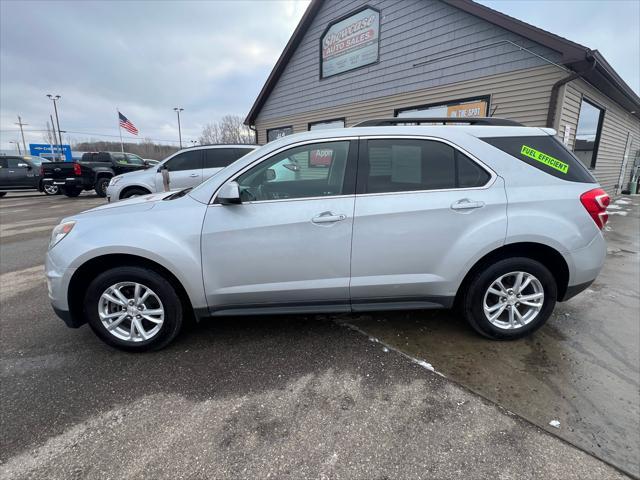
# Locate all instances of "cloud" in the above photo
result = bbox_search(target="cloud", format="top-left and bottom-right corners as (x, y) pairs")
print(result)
(0, 0), (310, 149)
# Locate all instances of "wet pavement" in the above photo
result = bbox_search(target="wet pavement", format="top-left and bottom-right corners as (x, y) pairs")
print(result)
(1, 191), (634, 479)
(340, 196), (640, 477)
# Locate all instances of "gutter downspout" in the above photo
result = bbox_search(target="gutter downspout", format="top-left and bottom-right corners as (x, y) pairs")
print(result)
(248, 124), (258, 145)
(546, 54), (597, 128)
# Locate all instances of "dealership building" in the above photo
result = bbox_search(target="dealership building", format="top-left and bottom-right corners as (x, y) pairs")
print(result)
(245, 0), (640, 194)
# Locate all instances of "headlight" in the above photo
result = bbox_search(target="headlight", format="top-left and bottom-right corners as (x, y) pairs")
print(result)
(49, 221), (76, 249)
(110, 176), (123, 186)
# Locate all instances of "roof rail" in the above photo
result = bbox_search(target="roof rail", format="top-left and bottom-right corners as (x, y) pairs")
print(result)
(352, 117), (523, 127)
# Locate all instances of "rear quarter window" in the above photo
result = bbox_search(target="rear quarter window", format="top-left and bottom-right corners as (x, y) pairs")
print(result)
(481, 135), (596, 183)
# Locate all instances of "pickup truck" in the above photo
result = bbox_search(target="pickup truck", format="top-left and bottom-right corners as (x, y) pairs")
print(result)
(41, 151), (151, 197)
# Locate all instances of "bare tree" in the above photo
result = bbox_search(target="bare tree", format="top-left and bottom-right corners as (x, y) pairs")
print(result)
(199, 115), (255, 145)
(43, 120), (56, 146)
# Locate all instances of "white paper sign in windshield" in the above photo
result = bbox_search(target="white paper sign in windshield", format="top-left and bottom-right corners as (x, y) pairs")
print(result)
(321, 7), (380, 78)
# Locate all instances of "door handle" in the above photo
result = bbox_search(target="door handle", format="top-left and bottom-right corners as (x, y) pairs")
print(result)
(8, 170), (15, 173)
(189, 173), (199, 177)
(451, 199), (485, 210)
(312, 212), (346, 224)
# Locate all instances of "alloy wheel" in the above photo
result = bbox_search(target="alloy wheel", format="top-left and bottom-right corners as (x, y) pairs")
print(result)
(482, 271), (544, 330)
(98, 282), (164, 342)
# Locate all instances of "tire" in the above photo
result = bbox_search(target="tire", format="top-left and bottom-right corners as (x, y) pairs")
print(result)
(95, 177), (111, 197)
(43, 184), (59, 195)
(121, 187), (150, 199)
(0, 192), (6, 198)
(461, 257), (557, 340)
(62, 187), (82, 197)
(84, 266), (183, 351)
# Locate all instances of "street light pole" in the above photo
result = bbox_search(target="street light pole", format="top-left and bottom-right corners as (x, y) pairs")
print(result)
(47, 94), (64, 156)
(9, 141), (21, 155)
(174, 107), (184, 149)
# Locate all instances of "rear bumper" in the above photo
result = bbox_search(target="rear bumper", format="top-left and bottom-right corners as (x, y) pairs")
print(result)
(42, 177), (84, 190)
(562, 231), (606, 301)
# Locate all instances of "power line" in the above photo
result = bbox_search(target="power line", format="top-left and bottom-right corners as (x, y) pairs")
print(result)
(0, 128), (183, 144)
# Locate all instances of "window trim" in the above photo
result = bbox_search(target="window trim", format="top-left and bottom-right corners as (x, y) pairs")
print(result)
(307, 117), (347, 131)
(211, 137), (360, 205)
(573, 95), (605, 170)
(266, 125), (294, 143)
(355, 135), (496, 197)
(394, 95), (492, 119)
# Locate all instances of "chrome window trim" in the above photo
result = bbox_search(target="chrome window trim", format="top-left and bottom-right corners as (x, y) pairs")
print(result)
(210, 134), (496, 205)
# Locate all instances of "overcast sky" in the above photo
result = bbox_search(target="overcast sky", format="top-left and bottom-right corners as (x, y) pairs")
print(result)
(1, 0), (638, 152)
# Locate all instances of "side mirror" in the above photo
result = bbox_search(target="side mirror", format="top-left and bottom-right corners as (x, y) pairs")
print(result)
(265, 168), (276, 181)
(18, 163), (29, 168)
(218, 181), (241, 205)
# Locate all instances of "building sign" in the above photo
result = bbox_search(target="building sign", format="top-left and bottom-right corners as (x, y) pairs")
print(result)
(321, 7), (380, 78)
(446, 101), (487, 118)
(29, 143), (72, 161)
(267, 126), (293, 143)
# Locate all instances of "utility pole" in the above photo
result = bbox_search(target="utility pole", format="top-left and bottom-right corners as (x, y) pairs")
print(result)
(174, 107), (184, 149)
(15, 115), (28, 154)
(47, 94), (64, 158)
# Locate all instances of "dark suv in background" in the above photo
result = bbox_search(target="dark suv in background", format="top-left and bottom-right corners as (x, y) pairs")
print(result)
(41, 151), (151, 197)
(0, 155), (60, 197)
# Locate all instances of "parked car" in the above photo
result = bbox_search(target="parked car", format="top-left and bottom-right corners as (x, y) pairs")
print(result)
(46, 118), (609, 351)
(41, 152), (151, 198)
(0, 155), (60, 196)
(106, 145), (256, 202)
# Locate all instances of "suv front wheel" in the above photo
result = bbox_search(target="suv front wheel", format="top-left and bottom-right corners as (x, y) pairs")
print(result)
(84, 266), (183, 351)
(462, 257), (557, 339)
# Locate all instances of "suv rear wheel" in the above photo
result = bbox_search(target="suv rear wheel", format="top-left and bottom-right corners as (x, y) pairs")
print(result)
(95, 177), (110, 197)
(462, 257), (557, 339)
(84, 266), (183, 351)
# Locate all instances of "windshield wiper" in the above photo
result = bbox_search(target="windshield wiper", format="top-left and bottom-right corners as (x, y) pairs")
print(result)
(164, 187), (193, 200)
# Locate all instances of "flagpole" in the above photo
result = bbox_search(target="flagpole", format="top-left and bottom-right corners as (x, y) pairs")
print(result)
(117, 108), (124, 153)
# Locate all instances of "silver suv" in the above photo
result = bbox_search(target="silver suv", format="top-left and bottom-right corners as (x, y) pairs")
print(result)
(45, 118), (609, 351)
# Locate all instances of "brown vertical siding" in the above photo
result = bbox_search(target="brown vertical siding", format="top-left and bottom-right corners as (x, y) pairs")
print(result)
(256, 64), (566, 143)
(558, 79), (640, 194)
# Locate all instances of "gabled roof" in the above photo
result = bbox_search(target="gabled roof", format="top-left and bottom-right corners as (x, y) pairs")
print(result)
(245, 0), (639, 125)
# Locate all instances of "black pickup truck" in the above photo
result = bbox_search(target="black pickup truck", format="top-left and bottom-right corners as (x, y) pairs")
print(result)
(41, 152), (151, 197)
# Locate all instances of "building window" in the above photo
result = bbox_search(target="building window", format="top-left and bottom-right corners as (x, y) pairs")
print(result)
(308, 118), (346, 131)
(395, 97), (490, 122)
(573, 98), (605, 169)
(266, 126), (293, 143)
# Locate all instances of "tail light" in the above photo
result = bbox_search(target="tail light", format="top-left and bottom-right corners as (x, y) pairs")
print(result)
(39, 165), (44, 177)
(580, 188), (610, 229)
(73, 163), (82, 176)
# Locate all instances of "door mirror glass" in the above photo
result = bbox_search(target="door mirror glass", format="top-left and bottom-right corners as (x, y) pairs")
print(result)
(265, 168), (276, 181)
(218, 181), (241, 205)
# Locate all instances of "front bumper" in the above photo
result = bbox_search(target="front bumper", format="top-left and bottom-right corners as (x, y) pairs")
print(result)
(105, 183), (121, 203)
(45, 250), (81, 328)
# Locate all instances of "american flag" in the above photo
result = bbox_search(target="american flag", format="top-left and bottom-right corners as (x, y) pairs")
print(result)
(118, 111), (139, 135)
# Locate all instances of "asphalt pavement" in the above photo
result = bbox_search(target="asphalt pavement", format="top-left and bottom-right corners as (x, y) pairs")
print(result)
(0, 191), (636, 479)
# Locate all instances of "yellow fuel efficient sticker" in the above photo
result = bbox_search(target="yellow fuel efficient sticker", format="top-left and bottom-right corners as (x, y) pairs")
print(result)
(520, 145), (569, 174)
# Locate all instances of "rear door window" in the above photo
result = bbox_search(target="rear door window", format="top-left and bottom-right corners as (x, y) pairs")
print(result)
(481, 135), (596, 183)
(358, 139), (490, 194)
